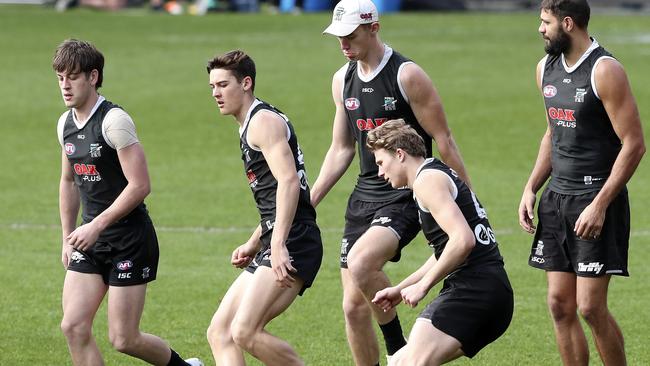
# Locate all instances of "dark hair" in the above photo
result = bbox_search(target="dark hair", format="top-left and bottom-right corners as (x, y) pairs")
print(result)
(541, 0), (590, 29)
(206, 50), (256, 92)
(52, 39), (104, 88)
(366, 119), (426, 158)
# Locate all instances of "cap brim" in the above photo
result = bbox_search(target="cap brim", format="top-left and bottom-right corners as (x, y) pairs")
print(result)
(322, 23), (360, 37)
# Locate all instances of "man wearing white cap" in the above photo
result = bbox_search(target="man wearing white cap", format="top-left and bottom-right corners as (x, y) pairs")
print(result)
(312, 0), (471, 364)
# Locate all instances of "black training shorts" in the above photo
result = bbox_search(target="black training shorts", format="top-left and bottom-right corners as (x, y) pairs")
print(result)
(67, 217), (159, 286)
(340, 194), (420, 268)
(246, 222), (323, 295)
(419, 266), (514, 358)
(528, 188), (630, 277)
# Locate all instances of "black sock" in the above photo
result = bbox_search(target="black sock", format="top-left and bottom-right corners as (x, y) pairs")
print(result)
(379, 314), (407, 356)
(167, 349), (189, 366)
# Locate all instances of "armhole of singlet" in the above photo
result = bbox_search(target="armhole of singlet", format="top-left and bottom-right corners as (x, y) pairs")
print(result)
(591, 56), (616, 100)
(337, 63), (349, 104)
(101, 109), (117, 150)
(246, 109), (290, 152)
(397, 61), (414, 104)
(57, 111), (69, 146)
(414, 169), (458, 212)
(539, 55), (548, 87)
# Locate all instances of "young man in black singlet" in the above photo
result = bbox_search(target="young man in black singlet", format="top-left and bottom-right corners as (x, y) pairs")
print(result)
(369, 119), (513, 366)
(518, 1), (645, 364)
(55, 39), (201, 366)
(205, 50), (323, 366)
(313, 0), (471, 364)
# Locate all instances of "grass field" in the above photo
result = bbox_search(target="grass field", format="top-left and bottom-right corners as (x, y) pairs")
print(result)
(1, 4), (649, 365)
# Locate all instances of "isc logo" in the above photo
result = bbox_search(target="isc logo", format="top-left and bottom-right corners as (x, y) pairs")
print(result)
(118, 273), (132, 279)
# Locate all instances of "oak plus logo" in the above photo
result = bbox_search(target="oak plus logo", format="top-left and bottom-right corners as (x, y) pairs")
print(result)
(548, 107), (576, 129)
(246, 169), (258, 188)
(73, 163), (102, 182)
(356, 117), (387, 131)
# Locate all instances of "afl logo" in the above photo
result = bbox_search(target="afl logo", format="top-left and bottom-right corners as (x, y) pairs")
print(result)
(64, 143), (76, 155)
(117, 260), (133, 271)
(543, 85), (557, 98)
(345, 98), (360, 111)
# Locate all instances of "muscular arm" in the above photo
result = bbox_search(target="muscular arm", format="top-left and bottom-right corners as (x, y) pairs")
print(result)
(411, 172), (475, 290)
(310, 70), (356, 207)
(592, 59), (645, 208)
(248, 111), (300, 286)
(574, 59), (645, 238)
(519, 59), (553, 233)
(398, 171), (476, 308)
(59, 150), (80, 268)
(400, 63), (471, 187)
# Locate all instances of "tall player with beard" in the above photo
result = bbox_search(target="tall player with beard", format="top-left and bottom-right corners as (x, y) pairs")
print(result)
(518, 1), (645, 365)
(54, 39), (201, 366)
(314, 0), (471, 364)
(205, 50), (323, 366)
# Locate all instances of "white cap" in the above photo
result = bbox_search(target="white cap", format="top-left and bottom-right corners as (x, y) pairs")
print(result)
(322, 0), (379, 37)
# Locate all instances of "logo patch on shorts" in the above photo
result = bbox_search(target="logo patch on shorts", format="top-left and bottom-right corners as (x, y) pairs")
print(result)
(371, 217), (392, 225)
(535, 240), (544, 256)
(117, 260), (133, 271)
(578, 262), (604, 274)
(70, 251), (85, 263)
(341, 238), (349, 255)
(142, 267), (150, 279)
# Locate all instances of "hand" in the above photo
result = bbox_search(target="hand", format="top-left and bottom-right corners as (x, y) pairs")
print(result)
(574, 201), (606, 240)
(271, 245), (296, 288)
(61, 241), (73, 269)
(400, 283), (428, 308)
(230, 241), (259, 268)
(518, 190), (537, 234)
(372, 286), (402, 312)
(66, 221), (102, 252)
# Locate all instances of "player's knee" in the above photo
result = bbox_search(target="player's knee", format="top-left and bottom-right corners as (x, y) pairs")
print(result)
(60, 318), (92, 342)
(231, 319), (256, 351)
(109, 331), (140, 354)
(342, 295), (371, 325)
(547, 294), (576, 323)
(207, 320), (232, 347)
(347, 255), (378, 290)
(577, 301), (607, 326)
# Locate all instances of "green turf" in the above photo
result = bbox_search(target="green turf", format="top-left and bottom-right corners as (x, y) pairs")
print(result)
(1, 5), (649, 365)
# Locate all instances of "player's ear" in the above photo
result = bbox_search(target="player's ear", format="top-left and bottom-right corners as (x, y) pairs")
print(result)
(396, 148), (406, 163)
(89, 69), (99, 87)
(242, 76), (253, 92)
(562, 16), (574, 32)
(370, 22), (380, 34)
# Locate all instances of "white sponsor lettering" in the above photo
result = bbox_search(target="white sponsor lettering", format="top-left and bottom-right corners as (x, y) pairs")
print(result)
(578, 262), (604, 274)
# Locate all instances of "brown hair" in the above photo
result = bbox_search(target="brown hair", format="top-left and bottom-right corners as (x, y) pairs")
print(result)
(52, 39), (104, 88)
(541, 0), (590, 29)
(206, 50), (256, 92)
(366, 119), (426, 158)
